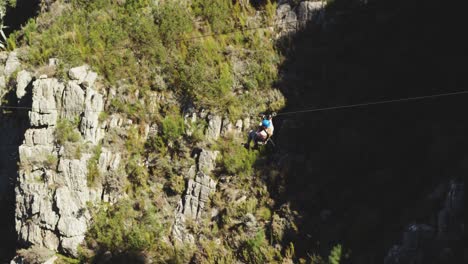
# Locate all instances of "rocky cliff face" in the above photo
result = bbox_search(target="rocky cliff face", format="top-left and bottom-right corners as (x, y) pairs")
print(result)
(276, 0), (325, 37)
(385, 181), (465, 264)
(0, 50), (125, 260)
(172, 148), (218, 243)
(15, 64), (107, 257)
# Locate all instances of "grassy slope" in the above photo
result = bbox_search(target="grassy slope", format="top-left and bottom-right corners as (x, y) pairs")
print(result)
(9, 0), (282, 120)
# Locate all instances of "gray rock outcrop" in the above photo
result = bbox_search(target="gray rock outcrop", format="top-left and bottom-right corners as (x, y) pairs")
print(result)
(80, 87), (104, 144)
(68, 65), (88, 83)
(276, 3), (298, 36)
(181, 172), (217, 220)
(198, 148), (219, 173)
(0, 75), (6, 98)
(297, 1), (325, 25)
(276, 1), (326, 37)
(4, 51), (21, 78)
(68, 65), (98, 89)
(206, 114), (222, 140)
(14, 66), (112, 257)
(28, 78), (63, 127)
(384, 180), (465, 264)
(184, 109), (248, 140)
(172, 149), (218, 243)
(62, 81), (85, 119)
(16, 70), (33, 101)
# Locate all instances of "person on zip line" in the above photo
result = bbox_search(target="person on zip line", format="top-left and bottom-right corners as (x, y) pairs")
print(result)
(244, 113), (275, 149)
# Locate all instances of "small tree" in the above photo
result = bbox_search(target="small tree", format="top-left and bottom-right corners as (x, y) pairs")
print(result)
(328, 244), (342, 264)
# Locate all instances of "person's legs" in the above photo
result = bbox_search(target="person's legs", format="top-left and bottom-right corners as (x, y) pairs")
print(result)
(253, 135), (264, 149)
(253, 140), (259, 149)
(245, 130), (256, 148)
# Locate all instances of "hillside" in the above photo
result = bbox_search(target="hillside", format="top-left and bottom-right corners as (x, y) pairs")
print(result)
(0, 0), (466, 264)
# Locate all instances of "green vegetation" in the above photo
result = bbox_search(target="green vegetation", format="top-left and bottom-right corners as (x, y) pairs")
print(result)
(255, 206), (272, 221)
(192, 0), (234, 34)
(218, 140), (259, 176)
(9, 0), (279, 119)
(44, 154), (58, 170)
(188, 119), (207, 143)
(55, 254), (80, 264)
(55, 118), (81, 145)
(7, 0), (16, 8)
(197, 239), (235, 264)
(160, 114), (185, 143)
(166, 174), (185, 195)
(84, 198), (194, 262)
(241, 231), (277, 264)
(125, 127), (148, 188)
(85, 199), (166, 258)
(328, 244), (342, 264)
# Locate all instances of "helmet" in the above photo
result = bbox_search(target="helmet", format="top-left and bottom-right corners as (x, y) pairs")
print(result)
(262, 119), (271, 128)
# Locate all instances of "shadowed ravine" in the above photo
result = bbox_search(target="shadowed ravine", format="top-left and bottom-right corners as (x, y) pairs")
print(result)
(0, 101), (29, 262)
(268, 0), (467, 262)
(1, 1), (39, 262)
(2, 0), (40, 36)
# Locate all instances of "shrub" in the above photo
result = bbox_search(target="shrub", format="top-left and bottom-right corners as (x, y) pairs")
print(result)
(62, 142), (84, 160)
(198, 239), (235, 264)
(122, 127), (149, 187)
(309, 254), (327, 264)
(264, 0), (277, 24)
(328, 244), (342, 264)
(178, 41), (234, 108)
(236, 197), (258, 216)
(56, 254), (80, 264)
(284, 242), (295, 260)
(127, 154), (148, 187)
(125, 127), (145, 155)
(55, 118), (81, 145)
(86, 199), (166, 254)
(188, 119), (208, 143)
(44, 154), (58, 170)
(256, 206), (272, 221)
(241, 231), (277, 264)
(218, 141), (258, 176)
(160, 114), (185, 143)
(146, 134), (168, 157)
(165, 174), (185, 195)
(192, 0), (234, 33)
(153, 1), (194, 44)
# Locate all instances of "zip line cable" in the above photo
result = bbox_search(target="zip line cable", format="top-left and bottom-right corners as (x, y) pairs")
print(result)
(275, 90), (468, 116)
(2, 90), (468, 115)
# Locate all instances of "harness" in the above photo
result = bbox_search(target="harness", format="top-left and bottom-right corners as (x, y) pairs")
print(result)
(256, 127), (270, 142)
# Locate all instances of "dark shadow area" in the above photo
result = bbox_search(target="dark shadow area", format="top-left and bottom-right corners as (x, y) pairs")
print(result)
(270, 0), (467, 262)
(0, 83), (32, 262)
(2, 0), (40, 36)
